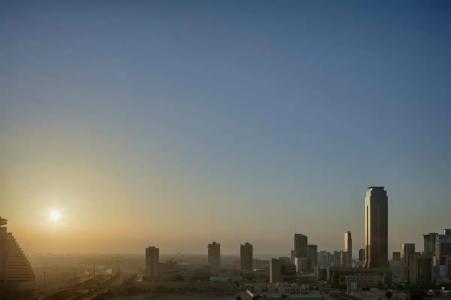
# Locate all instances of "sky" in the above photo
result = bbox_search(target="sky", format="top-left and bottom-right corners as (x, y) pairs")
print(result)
(1, 0), (451, 256)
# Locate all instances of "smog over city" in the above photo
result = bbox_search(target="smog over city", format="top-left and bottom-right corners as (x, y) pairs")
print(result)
(1, 1), (451, 300)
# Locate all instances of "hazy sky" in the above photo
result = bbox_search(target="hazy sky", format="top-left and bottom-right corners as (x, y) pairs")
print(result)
(1, 0), (451, 256)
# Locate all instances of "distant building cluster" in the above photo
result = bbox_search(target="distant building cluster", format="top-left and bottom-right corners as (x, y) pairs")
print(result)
(391, 229), (451, 287)
(140, 185), (451, 295)
(3, 184), (451, 300)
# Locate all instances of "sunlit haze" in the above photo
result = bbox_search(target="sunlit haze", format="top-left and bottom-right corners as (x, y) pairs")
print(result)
(1, 1), (451, 257)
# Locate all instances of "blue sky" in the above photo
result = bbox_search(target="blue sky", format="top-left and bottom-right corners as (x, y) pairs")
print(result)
(1, 1), (451, 254)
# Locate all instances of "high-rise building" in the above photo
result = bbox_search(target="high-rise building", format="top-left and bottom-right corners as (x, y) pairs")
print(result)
(307, 244), (318, 272)
(364, 186), (388, 269)
(0, 217), (35, 297)
(240, 242), (253, 272)
(392, 251), (401, 261)
(401, 243), (416, 266)
(208, 241), (221, 268)
(145, 246), (159, 279)
(294, 233), (308, 258)
(343, 231), (352, 267)
(423, 233), (438, 256)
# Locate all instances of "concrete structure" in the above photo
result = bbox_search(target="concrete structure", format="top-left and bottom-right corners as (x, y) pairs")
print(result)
(364, 186), (388, 269)
(208, 241), (221, 268)
(0, 217), (35, 298)
(401, 243), (415, 266)
(269, 257), (296, 283)
(240, 242), (253, 272)
(307, 244), (318, 272)
(145, 246), (159, 279)
(293, 233), (308, 258)
(343, 231), (352, 267)
(424, 233), (438, 256)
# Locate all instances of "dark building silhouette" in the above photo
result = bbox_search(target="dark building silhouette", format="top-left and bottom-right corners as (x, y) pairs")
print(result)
(208, 241), (221, 268)
(401, 243), (415, 266)
(423, 233), (438, 256)
(145, 246), (159, 279)
(240, 242), (253, 272)
(364, 186), (388, 268)
(294, 233), (308, 258)
(409, 254), (432, 287)
(269, 257), (296, 283)
(307, 244), (318, 272)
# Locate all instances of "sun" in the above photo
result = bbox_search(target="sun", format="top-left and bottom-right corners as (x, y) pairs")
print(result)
(49, 209), (62, 223)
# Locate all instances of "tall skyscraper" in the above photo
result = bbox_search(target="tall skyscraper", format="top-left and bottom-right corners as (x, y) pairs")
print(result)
(240, 242), (253, 272)
(145, 246), (159, 279)
(343, 231), (352, 267)
(364, 186), (388, 269)
(208, 241), (221, 268)
(294, 233), (308, 258)
(401, 243), (416, 266)
(423, 233), (438, 256)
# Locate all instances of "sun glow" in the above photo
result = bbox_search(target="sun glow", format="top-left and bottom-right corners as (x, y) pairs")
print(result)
(49, 209), (62, 223)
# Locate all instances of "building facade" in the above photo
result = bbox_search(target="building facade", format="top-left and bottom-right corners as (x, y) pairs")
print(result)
(424, 233), (438, 256)
(401, 243), (416, 266)
(409, 254), (432, 287)
(145, 246), (159, 279)
(208, 241), (221, 268)
(434, 229), (451, 282)
(307, 244), (318, 272)
(240, 242), (253, 272)
(294, 233), (308, 258)
(270, 257), (296, 283)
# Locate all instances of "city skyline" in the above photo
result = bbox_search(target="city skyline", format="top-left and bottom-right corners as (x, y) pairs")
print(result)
(1, 186), (448, 257)
(1, 0), (451, 255)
